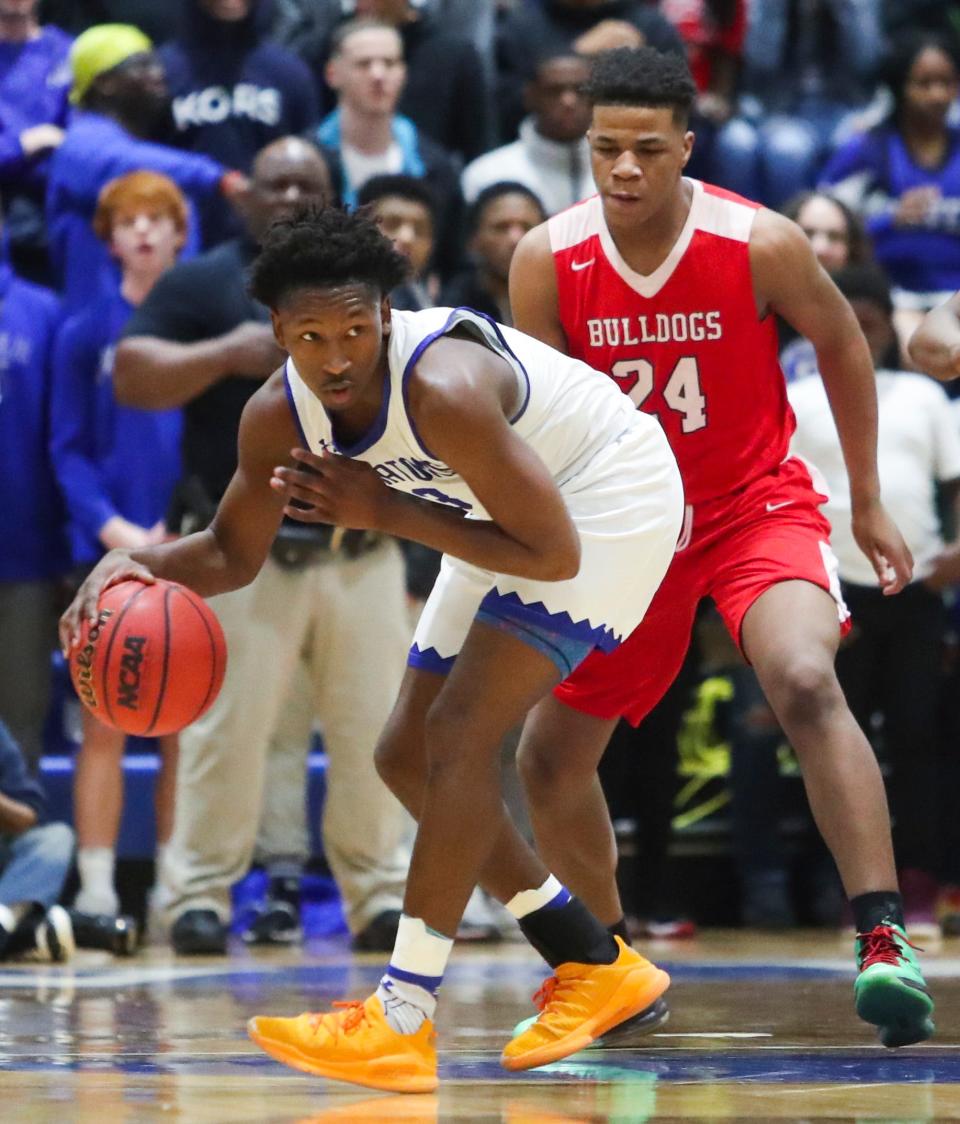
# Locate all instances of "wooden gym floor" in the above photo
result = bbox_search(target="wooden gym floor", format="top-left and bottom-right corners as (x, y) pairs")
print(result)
(1, 930), (958, 1122)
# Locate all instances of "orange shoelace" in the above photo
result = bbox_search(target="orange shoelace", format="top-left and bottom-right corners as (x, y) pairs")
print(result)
(531, 976), (559, 1012)
(857, 924), (922, 969)
(308, 999), (367, 1037)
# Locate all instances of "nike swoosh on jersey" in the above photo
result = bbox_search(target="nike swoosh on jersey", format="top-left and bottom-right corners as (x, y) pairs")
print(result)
(766, 500), (794, 512)
(570, 258), (595, 271)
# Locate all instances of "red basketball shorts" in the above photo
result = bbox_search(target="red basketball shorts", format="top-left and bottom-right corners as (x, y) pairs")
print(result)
(554, 456), (851, 725)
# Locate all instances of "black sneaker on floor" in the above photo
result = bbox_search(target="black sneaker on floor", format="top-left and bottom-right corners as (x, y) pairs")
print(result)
(351, 909), (401, 952)
(241, 899), (302, 946)
(70, 909), (139, 956)
(32, 906), (75, 962)
(171, 909), (227, 955)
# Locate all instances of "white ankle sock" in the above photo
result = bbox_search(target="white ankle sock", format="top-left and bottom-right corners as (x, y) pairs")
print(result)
(375, 914), (453, 1035)
(0, 901), (29, 935)
(76, 847), (118, 915)
(505, 874), (568, 919)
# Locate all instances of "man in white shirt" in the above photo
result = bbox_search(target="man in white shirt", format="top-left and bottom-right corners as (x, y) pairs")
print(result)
(462, 52), (593, 216)
(789, 264), (960, 938)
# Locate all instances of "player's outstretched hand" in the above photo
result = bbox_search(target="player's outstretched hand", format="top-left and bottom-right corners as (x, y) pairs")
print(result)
(852, 499), (914, 596)
(59, 550), (156, 656)
(271, 448), (395, 530)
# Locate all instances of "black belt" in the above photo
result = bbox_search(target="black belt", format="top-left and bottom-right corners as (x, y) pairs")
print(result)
(270, 523), (384, 569)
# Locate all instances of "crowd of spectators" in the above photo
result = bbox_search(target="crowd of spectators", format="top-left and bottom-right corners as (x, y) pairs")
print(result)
(2, 0), (960, 960)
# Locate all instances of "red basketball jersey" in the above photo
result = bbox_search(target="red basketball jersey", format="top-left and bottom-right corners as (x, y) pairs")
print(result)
(548, 179), (793, 505)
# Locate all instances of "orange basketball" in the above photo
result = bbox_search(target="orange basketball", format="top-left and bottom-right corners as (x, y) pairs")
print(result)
(69, 579), (227, 736)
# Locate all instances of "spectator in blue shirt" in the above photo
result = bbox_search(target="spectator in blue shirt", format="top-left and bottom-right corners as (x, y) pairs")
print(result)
(820, 31), (960, 354)
(50, 170), (187, 926)
(0, 718), (75, 962)
(45, 22), (248, 310)
(0, 0), (71, 284)
(0, 216), (67, 775)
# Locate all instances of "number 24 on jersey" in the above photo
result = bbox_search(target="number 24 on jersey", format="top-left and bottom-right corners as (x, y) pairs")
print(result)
(611, 356), (707, 433)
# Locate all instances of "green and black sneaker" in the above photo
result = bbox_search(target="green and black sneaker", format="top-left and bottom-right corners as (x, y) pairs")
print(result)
(854, 923), (935, 1047)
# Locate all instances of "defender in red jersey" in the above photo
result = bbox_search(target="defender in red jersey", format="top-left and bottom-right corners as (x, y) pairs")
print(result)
(509, 46), (933, 1047)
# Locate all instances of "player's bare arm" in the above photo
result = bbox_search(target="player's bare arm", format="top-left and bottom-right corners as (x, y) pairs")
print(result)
(750, 209), (913, 594)
(59, 372), (295, 652)
(908, 291), (960, 381)
(509, 224), (569, 352)
(273, 337), (581, 581)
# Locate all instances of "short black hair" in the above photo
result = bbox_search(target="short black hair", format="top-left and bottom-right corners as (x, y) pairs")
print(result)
(249, 205), (409, 308)
(356, 173), (437, 219)
(584, 46), (696, 126)
(832, 263), (894, 317)
(467, 181), (547, 235)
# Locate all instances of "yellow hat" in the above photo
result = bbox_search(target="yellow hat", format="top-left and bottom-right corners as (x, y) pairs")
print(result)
(69, 24), (154, 106)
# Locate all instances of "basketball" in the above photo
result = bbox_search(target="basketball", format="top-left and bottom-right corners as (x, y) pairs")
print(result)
(69, 579), (227, 736)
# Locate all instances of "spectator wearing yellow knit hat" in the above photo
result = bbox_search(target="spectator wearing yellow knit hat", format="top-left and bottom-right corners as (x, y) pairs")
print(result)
(45, 23), (248, 310)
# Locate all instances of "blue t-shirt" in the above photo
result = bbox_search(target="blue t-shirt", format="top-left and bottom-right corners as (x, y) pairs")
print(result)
(49, 288), (183, 566)
(45, 112), (223, 310)
(820, 125), (960, 295)
(0, 25), (72, 191)
(0, 261), (68, 582)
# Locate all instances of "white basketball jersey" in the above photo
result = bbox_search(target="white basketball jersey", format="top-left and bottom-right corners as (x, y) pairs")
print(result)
(284, 306), (683, 654)
(283, 306), (655, 518)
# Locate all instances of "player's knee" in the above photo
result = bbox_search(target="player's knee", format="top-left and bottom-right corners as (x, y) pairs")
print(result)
(516, 739), (578, 806)
(768, 656), (843, 731)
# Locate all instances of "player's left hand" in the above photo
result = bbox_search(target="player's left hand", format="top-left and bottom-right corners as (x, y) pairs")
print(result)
(270, 447), (394, 530)
(851, 499), (913, 595)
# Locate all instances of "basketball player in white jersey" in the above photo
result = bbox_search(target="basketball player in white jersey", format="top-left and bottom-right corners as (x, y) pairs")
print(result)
(60, 205), (683, 1092)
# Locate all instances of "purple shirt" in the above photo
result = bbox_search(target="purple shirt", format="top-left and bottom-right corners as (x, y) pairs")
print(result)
(0, 25), (72, 190)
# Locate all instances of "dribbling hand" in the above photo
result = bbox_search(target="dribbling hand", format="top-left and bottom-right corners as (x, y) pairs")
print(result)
(59, 550), (156, 656)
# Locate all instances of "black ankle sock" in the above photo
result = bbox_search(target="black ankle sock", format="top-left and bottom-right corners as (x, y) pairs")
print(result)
(518, 896), (619, 968)
(851, 890), (904, 933)
(608, 917), (630, 945)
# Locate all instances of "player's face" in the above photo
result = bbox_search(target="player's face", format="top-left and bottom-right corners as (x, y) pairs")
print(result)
(903, 46), (959, 129)
(470, 193), (545, 280)
(271, 285), (390, 415)
(109, 208), (184, 276)
(796, 195), (851, 273)
(588, 105), (693, 226)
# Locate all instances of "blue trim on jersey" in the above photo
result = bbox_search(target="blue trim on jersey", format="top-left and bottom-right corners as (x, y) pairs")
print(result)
(407, 643), (456, 675)
(479, 588), (621, 654)
(400, 307), (533, 459)
(476, 604), (593, 679)
(329, 365), (393, 457)
(385, 964), (444, 994)
(401, 308), (461, 458)
(283, 363), (310, 447)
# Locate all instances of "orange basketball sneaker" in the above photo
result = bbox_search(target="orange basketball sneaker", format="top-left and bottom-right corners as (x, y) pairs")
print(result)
(247, 994), (438, 1093)
(501, 937), (670, 1071)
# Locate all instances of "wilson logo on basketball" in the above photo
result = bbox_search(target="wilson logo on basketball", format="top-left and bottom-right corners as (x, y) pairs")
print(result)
(117, 635), (147, 710)
(73, 608), (114, 711)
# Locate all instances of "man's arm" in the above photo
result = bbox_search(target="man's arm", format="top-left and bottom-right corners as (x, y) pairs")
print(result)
(60, 374), (295, 650)
(509, 223), (569, 353)
(273, 340), (581, 581)
(0, 793), (37, 836)
(908, 292), (960, 381)
(751, 208), (913, 592)
(115, 324), (285, 410)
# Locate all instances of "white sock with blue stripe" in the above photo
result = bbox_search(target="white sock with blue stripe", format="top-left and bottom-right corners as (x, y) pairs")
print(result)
(375, 914), (453, 1035)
